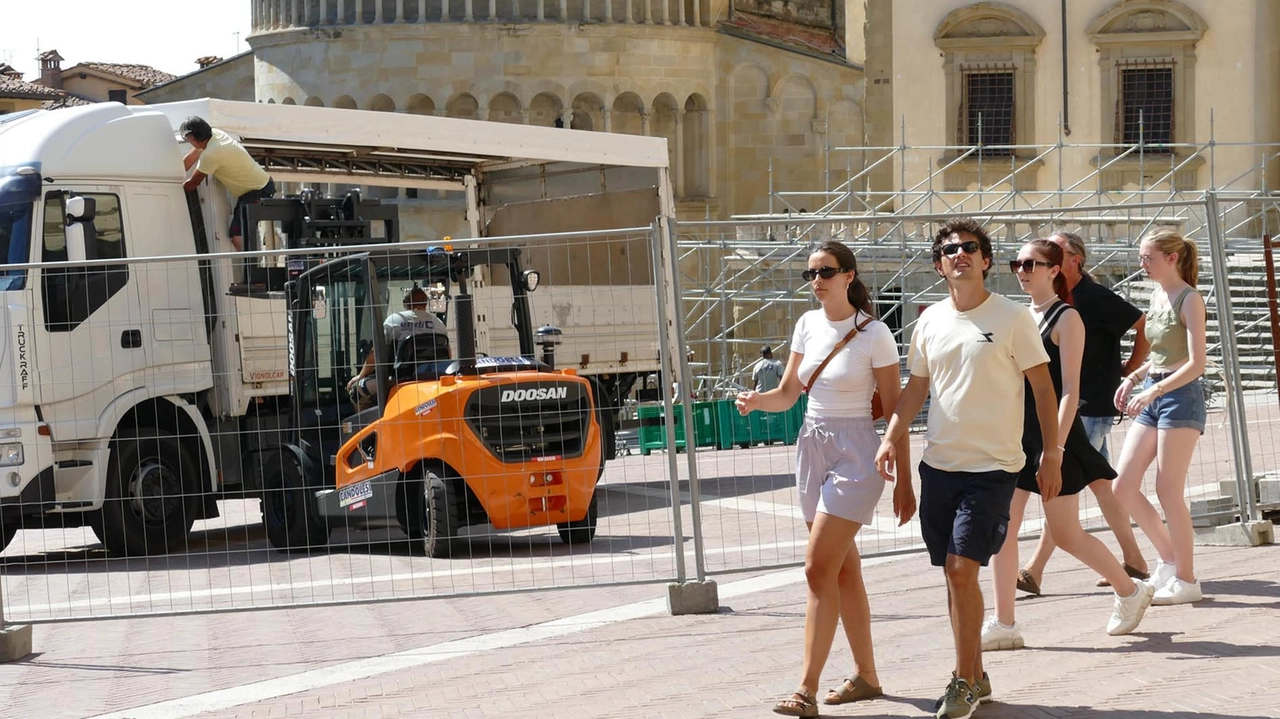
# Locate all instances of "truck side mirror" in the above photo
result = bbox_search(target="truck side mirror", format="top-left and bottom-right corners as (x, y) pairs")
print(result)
(63, 196), (97, 263)
(522, 269), (541, 292)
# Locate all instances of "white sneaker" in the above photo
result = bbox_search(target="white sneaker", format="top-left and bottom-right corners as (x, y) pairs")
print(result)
(1107, 579), (1154, 635)
(1152, 577), (1203, 605)
(981, 614), (1024, 651)
(1150, 560), (1177, 590)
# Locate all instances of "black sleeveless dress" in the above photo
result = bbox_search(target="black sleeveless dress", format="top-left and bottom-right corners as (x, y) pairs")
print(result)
(1018, 301), (1118, 496)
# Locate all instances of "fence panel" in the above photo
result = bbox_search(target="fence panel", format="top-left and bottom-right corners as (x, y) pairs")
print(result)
(675, 198), (1265, 575)
(1, 227), (686, 623)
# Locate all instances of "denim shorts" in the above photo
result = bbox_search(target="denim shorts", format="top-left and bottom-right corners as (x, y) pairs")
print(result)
(918, 462), (1017, 567)
(1135, 374), (1206, 433)
(1080, 415), (1114, 463)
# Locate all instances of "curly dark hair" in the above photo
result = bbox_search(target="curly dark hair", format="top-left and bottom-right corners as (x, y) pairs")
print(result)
(932, 218), (994, 278)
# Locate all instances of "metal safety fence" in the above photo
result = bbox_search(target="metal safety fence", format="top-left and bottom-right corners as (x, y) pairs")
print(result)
(671, 194), (1275, 576)
(0, 225), (689, 623)
(2, 195), (1276, 630)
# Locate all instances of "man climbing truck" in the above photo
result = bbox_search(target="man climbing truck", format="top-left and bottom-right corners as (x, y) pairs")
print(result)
(263, 246), (602, 557)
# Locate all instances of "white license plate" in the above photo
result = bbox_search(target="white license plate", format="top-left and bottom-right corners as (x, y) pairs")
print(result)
(338, 480), (374, 508)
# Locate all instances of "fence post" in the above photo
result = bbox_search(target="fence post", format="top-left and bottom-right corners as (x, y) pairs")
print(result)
(0, 580), (33, 662)
(1204, 193), (1261, 527)
(653, 217), (718, 615)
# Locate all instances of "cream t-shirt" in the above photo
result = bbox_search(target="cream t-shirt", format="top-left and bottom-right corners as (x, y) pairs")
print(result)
(792, 309), (900, 418)
(908, 292), (1049, 473)
(195, 129), (272, 198)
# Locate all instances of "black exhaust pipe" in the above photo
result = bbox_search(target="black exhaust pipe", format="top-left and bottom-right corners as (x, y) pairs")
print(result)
(455, 291), (477, 375)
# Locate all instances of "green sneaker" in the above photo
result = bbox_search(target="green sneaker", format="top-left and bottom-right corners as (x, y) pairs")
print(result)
(935, 672), (992, 710)
(935, 676), (976, 719)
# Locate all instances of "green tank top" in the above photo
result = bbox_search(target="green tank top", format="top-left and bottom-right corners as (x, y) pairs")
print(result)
(1145, 286), (1196, 370)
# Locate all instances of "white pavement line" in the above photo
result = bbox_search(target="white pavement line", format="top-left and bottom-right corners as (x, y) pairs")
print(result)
(85, 560), (900, 719)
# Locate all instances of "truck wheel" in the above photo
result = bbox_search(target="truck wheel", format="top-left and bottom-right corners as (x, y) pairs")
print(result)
(261, 453), (330, 551)
(91, 428), (198, 556)
(557, 491), (599, 545)
(420, 470), (463, 559)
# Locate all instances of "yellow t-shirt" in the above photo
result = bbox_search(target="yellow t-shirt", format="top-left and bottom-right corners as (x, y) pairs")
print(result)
(195, 129), (271, 198)
(908, 292), (1050, 473)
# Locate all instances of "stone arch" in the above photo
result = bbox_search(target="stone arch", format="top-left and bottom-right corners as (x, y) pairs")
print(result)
(446, 93), (480, 119)
(935, 2), (1047, 42)
(771, 74), (823, 118)
(304, 96), (325, 107)
(728, 64), (771, 214)
(682, 93), (711, 197)
(571, 92), (605, 131)
(528, 92), (564, 127)
(333, 95), (358, 110)
(406, 93), (435, 115)
(826, 98), (866, 192)
(266, 98), (277, 104)
(611, 92), (647, 136)
(282, 96), (297, 105)
(368, 93), (396, 112)
(488, 92), (523, 124)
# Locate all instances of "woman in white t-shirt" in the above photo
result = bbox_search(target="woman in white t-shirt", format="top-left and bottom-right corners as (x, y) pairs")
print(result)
(736, 241), (914, 717)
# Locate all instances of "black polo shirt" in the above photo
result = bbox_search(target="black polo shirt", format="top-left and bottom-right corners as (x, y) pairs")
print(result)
(1072, 275), (1143, 417)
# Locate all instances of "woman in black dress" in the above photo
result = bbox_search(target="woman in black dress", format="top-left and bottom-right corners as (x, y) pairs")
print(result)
(983, 239), (1155, 651)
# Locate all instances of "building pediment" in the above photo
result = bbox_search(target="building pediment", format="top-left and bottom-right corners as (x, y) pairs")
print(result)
(935, 3), (1045, 51)
(1087, 0), (1206, 45)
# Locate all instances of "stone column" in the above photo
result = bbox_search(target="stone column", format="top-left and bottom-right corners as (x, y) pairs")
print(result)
(661, 0), (669, 25)
(640, 110), (650, 135)
(604, 0), (612, 22)
(677, 0), (685, 26)
(674, 109), (685, 198)
(442, 0), (450, 20)
(337, 0), (346, 23)
(489, 0), (497, 21)
(537, 0), (544, 20)
(419, 0), (427, 21)
(559, 0), (567, 20)
(560, 107), (575, 128)
(624, 0), (633, 23)
(643, 0), (651, 24)
(356, 0), (364, 23)
(464, 0), (474, 21)
(691, 0), (699, 26)
(602, 108), (612, 132)
(375, 0), (383, 22)
(396, 0), (405, 21)
(520, 108), (531, 125)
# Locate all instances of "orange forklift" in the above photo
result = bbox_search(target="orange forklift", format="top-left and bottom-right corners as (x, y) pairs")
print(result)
(261, 245), (603, 557)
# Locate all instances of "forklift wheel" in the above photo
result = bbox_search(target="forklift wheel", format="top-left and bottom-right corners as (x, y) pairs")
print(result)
(419, 469), (464, 559)
(557, 491), (598, 545)
(262, 454), (330, 551)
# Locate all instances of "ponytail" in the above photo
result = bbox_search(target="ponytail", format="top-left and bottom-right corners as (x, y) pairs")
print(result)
(848, 276), (875, 318)
(1178, 239), (1200, 286)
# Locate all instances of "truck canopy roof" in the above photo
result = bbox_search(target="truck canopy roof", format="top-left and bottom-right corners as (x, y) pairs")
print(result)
(0, 99), (671, 191)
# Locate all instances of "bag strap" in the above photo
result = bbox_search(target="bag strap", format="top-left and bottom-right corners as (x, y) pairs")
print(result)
(803, 315), (875, 393)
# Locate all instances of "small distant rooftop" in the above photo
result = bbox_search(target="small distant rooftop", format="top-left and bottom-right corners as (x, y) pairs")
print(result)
(70, 62), (178, 88)
(720, 11), (847, 61)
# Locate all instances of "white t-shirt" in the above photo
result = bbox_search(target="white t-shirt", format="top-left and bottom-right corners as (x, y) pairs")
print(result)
(195, 129), (272, 198)
(907, 292), (1050, 473)
(791, 309), (899, 418)
(385, 310), (447, 346)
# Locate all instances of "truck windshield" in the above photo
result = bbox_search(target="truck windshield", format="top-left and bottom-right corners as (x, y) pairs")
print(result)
(0, 202), (32, 291)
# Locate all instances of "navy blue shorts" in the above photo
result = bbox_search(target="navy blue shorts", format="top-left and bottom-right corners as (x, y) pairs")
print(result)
(918, 462), (1018, 567)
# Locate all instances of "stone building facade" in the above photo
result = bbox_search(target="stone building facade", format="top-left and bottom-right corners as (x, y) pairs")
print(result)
(143, 0), (867, 230)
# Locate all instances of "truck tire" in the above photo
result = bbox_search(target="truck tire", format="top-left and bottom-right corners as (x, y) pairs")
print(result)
(557, 491), (598, 545)
(261, 453), (330, 551)
(421, 470), (463, 559)
(89, 428), (199, 556)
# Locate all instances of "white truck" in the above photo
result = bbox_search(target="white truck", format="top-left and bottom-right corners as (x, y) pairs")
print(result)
(0, 99), (671, 555)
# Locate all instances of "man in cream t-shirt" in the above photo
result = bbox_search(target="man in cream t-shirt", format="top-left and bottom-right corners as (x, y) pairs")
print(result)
(874, 218), (1061, 719)
(180, 116), (276, 250)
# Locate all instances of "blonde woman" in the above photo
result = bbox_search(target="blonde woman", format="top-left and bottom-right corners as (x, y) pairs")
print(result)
(737, 241), (914, 717)
(1113, 229), (1208, 605)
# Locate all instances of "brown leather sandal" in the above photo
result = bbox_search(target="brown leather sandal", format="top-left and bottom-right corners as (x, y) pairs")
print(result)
(1097, 563), (1151, 587)
(1016, 568), (1042, 596)
(824, 674), (884, 705)
(773, 690), (819, 717)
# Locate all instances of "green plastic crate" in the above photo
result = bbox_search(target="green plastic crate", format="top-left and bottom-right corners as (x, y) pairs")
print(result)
(637, 402), (686, 455)
(714, 394), (808, 448)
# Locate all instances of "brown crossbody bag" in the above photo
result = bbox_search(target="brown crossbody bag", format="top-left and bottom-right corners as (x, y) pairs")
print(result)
(802, 316), (884, 419)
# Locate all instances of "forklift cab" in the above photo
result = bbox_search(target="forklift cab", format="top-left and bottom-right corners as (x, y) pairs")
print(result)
(287, 245), (543, 484)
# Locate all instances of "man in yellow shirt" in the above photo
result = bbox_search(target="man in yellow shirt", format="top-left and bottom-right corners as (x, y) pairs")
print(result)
(180, 116), (276, 250)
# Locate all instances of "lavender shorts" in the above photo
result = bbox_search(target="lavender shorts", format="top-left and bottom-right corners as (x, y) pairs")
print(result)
(795, 415), (886, 526)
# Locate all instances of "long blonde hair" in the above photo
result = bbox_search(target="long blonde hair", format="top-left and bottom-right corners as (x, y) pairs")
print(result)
(1140, 228), (1199, 286)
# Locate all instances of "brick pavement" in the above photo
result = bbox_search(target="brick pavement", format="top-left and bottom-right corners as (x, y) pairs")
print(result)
(1, 533), (1275, 719)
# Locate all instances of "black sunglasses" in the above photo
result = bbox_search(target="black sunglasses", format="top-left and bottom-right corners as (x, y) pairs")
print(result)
(940, 240), (981, 257)
(802, 266), (848, 281)
(1009, 259), (1054, 273)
